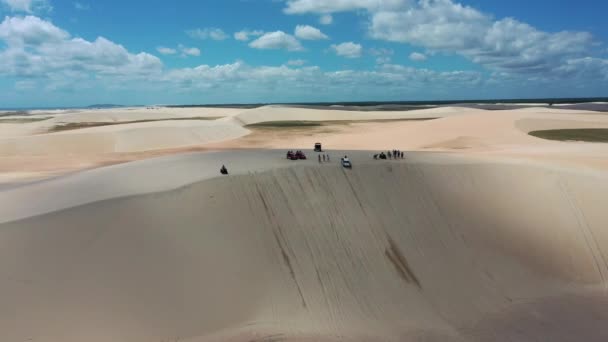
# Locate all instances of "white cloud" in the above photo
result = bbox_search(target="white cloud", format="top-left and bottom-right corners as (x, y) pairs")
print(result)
(162, 60), (487, 99)
(294, 25), (328, 40)
(284, 0), (406, 14)
(73, 2), (89, 10)
(284, 0), (603, 77)
(249, 31), (303, 51)
(409, 52), (427, 61)
(319, 14), (333, 25)
(1, 0), (50, 13)
(331, 42), (362, 58)
(156, 46), (176, 55)
(234, 29), (264, 42)
(0, 15), (68, 45)
(368, 1), (597, 75)
(186, 28), (228, 41)
(2, 12), (606, 105)
(0, 16), (162, 81)
(370, 47), (393, 64)
(179, 45), (200, 57)
(287, 59), (307, 66)
(156, 45), (199, 57)
(369, 47), (393, 56)
(554, 57), (608, 81)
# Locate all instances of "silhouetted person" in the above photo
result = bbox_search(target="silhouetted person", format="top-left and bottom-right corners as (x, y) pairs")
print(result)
(220, 165), (228, 175)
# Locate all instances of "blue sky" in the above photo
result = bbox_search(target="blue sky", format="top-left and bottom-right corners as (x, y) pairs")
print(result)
(0, 0), (607, 107)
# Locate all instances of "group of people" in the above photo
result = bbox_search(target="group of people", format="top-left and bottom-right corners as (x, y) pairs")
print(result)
(317, 154), (331, 163)
(373, 149), (405, 160)
(287, 150), (307, 160)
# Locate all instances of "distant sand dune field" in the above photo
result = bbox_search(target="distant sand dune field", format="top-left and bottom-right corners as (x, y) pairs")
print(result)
(1, 151), (608, 341)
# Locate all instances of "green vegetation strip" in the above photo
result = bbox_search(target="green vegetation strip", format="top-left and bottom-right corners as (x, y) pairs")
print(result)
(529, 129), (608, 143)
(50, 117), (223, 132)
(247, 117), (436, 128)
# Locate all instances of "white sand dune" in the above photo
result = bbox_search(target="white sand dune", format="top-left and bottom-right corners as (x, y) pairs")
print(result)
(238, 108), (608, 154)
(1, 151), (608, 341)
(2, 104), (608, 185)
(43, 106), (244, 124)
(0, 119), (250, 155)
(0, 105), (477, 156)
(2, 104), (608, 341)
(232, 105), (479, 125)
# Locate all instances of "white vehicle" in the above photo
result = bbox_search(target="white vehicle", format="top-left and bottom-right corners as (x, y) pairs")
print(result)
(341, 156), (352, 168)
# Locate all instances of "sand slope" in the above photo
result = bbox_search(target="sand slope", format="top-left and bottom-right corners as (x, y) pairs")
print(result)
(1, 152), (608, 341)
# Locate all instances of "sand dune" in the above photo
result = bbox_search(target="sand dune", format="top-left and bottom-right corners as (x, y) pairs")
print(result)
(0, 119), (250, 156)
(231, 105), (480, 125)
(43, 106), (244, 124)
(2, 104), (608, 184)
(1, 151), (607, 341)
(0, 105), (477, 157)
(2, 105), (606, 157)
(2, 104), (608, 341)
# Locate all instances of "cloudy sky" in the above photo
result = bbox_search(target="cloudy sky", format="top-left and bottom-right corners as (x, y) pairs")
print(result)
(0, 0), (607, 107)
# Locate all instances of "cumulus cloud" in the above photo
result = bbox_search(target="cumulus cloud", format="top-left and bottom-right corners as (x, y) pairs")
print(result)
(157, 46), (177, 55)
(1, 0), (50, 13)
(0, 16), (162, 81)
(319, 14), (333, 25)
(294, 25), (329, 40)
(287, 59), (307, 66)
(186, 28), (228, 41)
(156, 45), (200, 57)
(2, 11), (606, 105)
(409, 52), (427, 61)
(249, 31), (304, 51)
(554, 57), (608, 81)
(234, 29), (264, 42)
(331, 42), (362, 58)
(368, 2), (596, 74)
(284, 0), (604, 77)
(283, 0), (406, 14)
(162, 59), (487, 101)
(370, 47), (393, 64)
(179, 45), (200, 57)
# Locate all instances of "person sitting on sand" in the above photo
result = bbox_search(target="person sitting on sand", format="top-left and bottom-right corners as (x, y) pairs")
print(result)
(220, 165), (228, 175)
